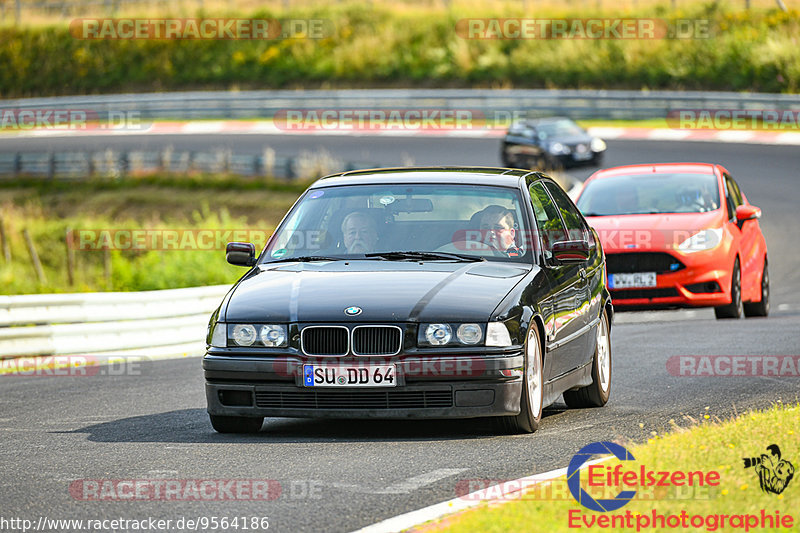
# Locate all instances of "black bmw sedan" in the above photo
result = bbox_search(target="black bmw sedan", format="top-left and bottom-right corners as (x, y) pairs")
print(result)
(204, 167), (613, 434)
(501, 117), (607, 170)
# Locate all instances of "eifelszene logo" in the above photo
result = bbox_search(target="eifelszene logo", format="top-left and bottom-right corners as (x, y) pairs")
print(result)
(567, 441), (721, 512)
(743, 444), (795, 495)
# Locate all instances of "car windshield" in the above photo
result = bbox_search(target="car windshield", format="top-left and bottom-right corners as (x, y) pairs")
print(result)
(262, 183), (531, 263)
(536, 119), (584, 139)
(576, 173), (721, 216)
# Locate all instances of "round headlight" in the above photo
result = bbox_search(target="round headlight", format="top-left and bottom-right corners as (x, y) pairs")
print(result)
(231, 324), (257, 346)
(425, 323), (452, 346)
(457, 323), (482, 345)
(260, 325), (287, 347)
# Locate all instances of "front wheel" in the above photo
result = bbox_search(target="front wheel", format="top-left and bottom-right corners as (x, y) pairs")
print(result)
(563, 308), (611, 408)
(209, 415), (264, 434)
(496, 326), (543, 434)
(744, 258), (769, 317)
(715, 258), (743, 319)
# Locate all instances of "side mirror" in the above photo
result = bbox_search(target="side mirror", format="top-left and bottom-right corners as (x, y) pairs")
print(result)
(552, 240), (590, 263)
(736, 205), (761, 222)
(226, 242), (256, 266)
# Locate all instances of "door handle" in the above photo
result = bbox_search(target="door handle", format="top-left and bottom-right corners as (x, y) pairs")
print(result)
(579, 268), (587, 282)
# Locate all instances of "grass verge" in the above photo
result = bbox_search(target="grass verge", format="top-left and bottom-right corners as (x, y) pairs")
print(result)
(1, 3), (799, 97)
(0, 177), (305, 294)
(426, 402), (800, 532)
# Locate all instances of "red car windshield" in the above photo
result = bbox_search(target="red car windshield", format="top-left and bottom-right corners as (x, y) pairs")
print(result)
(577, 173), (721, 216)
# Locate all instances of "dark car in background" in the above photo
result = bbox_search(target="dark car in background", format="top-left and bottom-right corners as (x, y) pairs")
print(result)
(501, 117), (607, 170)
(204, 167), (613, 434)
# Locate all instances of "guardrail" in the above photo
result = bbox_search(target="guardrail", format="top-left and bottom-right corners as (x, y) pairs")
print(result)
(3, 89), (800, 121)
(0, 285), (228, 358)
(0, 149), (379, 180)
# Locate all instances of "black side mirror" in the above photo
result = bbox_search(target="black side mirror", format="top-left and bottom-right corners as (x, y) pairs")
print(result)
(552, 240), (589, 263)
(226, 242), (256, 266)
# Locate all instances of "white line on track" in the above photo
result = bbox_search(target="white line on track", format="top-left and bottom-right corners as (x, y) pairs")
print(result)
(351, 458), (609, 533)
(373, 469), (468, 495)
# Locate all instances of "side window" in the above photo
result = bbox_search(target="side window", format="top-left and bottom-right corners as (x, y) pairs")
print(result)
(529, 181), (568, 259)
(723, 174), (742, 220)
(545, 181), (588, 242)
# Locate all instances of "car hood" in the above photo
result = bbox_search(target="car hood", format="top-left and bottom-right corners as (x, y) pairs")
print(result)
(224, 261), (532, 323)
(586, 211), (725, 253)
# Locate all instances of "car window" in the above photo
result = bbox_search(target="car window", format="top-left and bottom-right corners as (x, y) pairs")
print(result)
(545, 181), (587, 242)
(536, 119), (584, 138)
(264, 183), (530, 262)
(724, 173), (743, 217)
(529, 181), (568, 260)
(576, 172), (721, 215)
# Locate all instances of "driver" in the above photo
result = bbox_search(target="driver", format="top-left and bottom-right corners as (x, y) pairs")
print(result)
(341, 211), (379, 254)
(477, 205), (523, 257)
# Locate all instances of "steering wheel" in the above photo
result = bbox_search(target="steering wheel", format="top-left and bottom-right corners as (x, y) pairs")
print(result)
(434, 240), (505, 257)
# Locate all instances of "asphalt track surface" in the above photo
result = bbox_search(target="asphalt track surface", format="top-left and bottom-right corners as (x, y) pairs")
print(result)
(1, 134), (799, 532)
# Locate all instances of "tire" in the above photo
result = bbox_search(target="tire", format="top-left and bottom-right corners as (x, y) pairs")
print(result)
(715, 258), (743, 319)
(496, 326), (543, 434)
(744, 258), (769, 317)
(564, 308), (611, 408)
(209, 415), (263, 434)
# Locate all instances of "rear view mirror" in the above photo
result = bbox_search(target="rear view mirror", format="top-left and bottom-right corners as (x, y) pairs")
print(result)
(226, 242), (256, 266)
(388, 198), (434, 213)
(552, 240), (590, 263)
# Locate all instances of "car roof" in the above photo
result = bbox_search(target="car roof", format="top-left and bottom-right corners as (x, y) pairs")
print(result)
(512, 116), (574, 128)
(310, 166), (545, 188)
(589, 162), (722, 180)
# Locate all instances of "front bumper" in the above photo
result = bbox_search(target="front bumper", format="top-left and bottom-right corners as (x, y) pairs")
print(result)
(610, 256), (731, 309)
(203, 352), (523, 419)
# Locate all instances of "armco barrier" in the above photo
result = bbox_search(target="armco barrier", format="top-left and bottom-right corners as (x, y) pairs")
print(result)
(2, 89), (800, 121)
(0, 285), (229, 358)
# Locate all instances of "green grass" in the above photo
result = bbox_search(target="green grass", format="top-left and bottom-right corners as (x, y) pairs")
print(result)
(429, 402), (800, 532)
(1, 3), (799, 97)
(0, 178), (304, 294)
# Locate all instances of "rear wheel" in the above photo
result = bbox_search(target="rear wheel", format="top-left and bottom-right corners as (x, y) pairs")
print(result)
(209, 415), (264, 434)
(744, 258), (769, 317)
(715, 259), (743, 319)
(496, 326), (543, 434)
(564, 309), (611, 408)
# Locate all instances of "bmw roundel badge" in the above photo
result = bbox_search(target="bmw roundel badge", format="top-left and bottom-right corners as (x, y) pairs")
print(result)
(344, 306), (362, 316)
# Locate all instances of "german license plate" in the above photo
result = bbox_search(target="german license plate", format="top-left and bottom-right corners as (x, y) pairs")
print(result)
(303, 364), (396, 387)
(573, 151), (592, 161)
(609, 272), (656, 289)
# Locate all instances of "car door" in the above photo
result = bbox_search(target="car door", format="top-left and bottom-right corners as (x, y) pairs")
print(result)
(544, 181), (596, 368)
(528, 180), (586, 380)
(724, 173), (760, 297)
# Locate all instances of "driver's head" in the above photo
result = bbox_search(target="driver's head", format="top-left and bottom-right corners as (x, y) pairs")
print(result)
(616, 186), (639, 212)
(341, 211), (378, 254)
(478, 206), (517, 252)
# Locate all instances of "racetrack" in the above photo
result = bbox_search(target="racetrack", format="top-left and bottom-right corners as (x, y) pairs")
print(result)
(1, 134), (799, 532)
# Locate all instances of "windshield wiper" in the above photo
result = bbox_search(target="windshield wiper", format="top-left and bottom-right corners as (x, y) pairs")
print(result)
(365, 251), (485, 262)
(267, 255), (345, 263)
